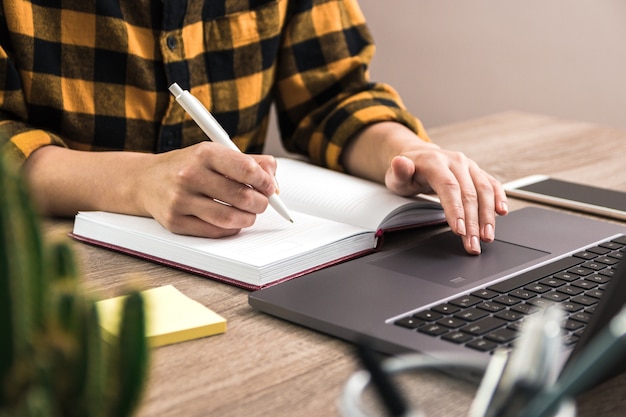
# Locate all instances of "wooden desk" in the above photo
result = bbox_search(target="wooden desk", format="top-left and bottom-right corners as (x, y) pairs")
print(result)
(44, 112), (626, 417)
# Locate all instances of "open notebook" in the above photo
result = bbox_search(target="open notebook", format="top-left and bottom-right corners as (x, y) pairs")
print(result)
(71, 158), (444, 289)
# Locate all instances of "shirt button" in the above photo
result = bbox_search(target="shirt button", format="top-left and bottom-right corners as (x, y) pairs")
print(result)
(166, 35), (177, 50)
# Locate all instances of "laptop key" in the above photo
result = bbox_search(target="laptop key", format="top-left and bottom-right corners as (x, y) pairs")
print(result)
(466, 339), (498, 352)
(493, 295), (522, 306)
(454, 308), (489, 322)
(507, 322), (525, 332)
(461, 317), (507, 336)
(563, 319), (585, 332)
(432, 304), (460, 315)
(394, 317), (424, 329)
(573, 328), (586, 337)
(570, 311), (593, 323)
(542, 291), (569, 302)
(418, 324), (448, 336)
(494, 310), (524, 322)
(600, 241), (623, 250)
(525, 283), (551, 293)
(571, 280), (597, 290)
(587, 246), (611, 255)
(557, 285), (584, 296)
(570, 295), (598, 306)
(449, 295), (482, 308)
(477, 302), (505, 313)
(568, 266), (594, 276)
(436, 317), (467, 329)
(560, 302), (584, 313)
(442, 331), (473, 344)
(471, 289), (499, 299)
(573, 251), (599, 260)
(598, 268), (618, 278)
(581, 260), (607, 270)
(586, 274), (611, 284)
(413, 310), (442, 321)
(539, 277), (567, 287)
(511, 303), (539, 315)
(585, 289), (604, 299)
(553, 271), (579, 282)
(485, 328), (518, 344)
(527, 298), (552, 309)
(508, 288), (537, 299)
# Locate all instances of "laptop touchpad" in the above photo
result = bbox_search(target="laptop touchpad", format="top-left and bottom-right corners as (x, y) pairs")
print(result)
(370, 232), (549, 288)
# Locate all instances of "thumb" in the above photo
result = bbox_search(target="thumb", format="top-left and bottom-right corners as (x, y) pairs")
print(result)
(385, 156), (419, 196)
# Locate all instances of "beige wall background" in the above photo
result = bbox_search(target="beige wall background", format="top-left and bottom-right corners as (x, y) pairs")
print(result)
(266, 0), (626, 155)
(361, 0), (626, 130)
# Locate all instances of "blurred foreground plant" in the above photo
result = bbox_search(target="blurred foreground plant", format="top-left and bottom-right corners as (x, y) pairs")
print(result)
(0, 152), (150, 417)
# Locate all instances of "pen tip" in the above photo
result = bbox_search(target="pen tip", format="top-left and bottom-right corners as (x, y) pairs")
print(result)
(289, 218), (294, 223)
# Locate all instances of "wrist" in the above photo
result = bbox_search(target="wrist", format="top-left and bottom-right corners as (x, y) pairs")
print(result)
(342, 121), (433, 183)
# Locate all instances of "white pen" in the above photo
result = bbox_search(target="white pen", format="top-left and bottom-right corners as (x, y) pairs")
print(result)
(169, 82), (293, 223)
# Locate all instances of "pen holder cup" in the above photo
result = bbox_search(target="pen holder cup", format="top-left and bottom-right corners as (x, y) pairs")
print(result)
(338, 353), (576, 417)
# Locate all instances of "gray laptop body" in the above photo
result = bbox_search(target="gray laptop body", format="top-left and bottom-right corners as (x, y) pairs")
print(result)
(249, 207), (626, 381)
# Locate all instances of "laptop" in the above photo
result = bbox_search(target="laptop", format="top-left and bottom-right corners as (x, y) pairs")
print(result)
(249, 206), (626, 382)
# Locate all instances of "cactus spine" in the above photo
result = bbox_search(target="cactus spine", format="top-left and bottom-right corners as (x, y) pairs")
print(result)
(0, 151), (150, 417)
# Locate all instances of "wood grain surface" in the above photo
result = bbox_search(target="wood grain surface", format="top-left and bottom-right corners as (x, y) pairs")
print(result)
(43, 112), (626, 417)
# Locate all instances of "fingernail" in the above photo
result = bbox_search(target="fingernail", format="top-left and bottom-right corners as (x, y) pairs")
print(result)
(484, 223), (494, 241)
(274, 176), (280, 195)
(500, 201), (508, 213)
(471, 236), (481, 254)
(457, 218), (466, 236)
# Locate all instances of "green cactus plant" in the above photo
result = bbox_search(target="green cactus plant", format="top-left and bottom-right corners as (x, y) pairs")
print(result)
(0, 151), (150, 417)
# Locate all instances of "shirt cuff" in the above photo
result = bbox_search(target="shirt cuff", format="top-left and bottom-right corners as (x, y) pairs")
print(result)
(311, 87), (431, 172)
(1, 122), (67, 162)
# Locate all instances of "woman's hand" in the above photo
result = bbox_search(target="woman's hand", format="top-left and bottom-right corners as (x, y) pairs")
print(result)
(342, 121), (508, 255)
(384, 148), (508, 254)
(139, 142), (278, 238)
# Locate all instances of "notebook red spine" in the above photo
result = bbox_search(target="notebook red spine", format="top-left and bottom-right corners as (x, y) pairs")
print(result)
(69, 233), (376, 291)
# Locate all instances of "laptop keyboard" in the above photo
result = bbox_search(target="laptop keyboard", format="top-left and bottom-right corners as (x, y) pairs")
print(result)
(393, 235), (626, 353)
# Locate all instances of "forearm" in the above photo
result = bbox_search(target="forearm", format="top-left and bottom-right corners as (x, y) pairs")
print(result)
(22, 146), (151, 217)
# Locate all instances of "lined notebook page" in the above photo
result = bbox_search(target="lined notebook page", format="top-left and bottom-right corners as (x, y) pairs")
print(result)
(275, 157), (441, 230)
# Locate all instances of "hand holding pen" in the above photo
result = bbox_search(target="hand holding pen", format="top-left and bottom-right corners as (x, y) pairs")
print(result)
(169, 83), (293, 223)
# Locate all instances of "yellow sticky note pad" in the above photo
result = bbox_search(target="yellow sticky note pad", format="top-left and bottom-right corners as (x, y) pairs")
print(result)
(97, 285), (226, 347)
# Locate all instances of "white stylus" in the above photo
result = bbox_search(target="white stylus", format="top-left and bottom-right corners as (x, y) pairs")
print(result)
(169, 82), (293, 223)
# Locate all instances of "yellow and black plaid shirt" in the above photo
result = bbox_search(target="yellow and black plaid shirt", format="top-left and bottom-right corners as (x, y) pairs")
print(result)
(0, 0), (428, 171)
